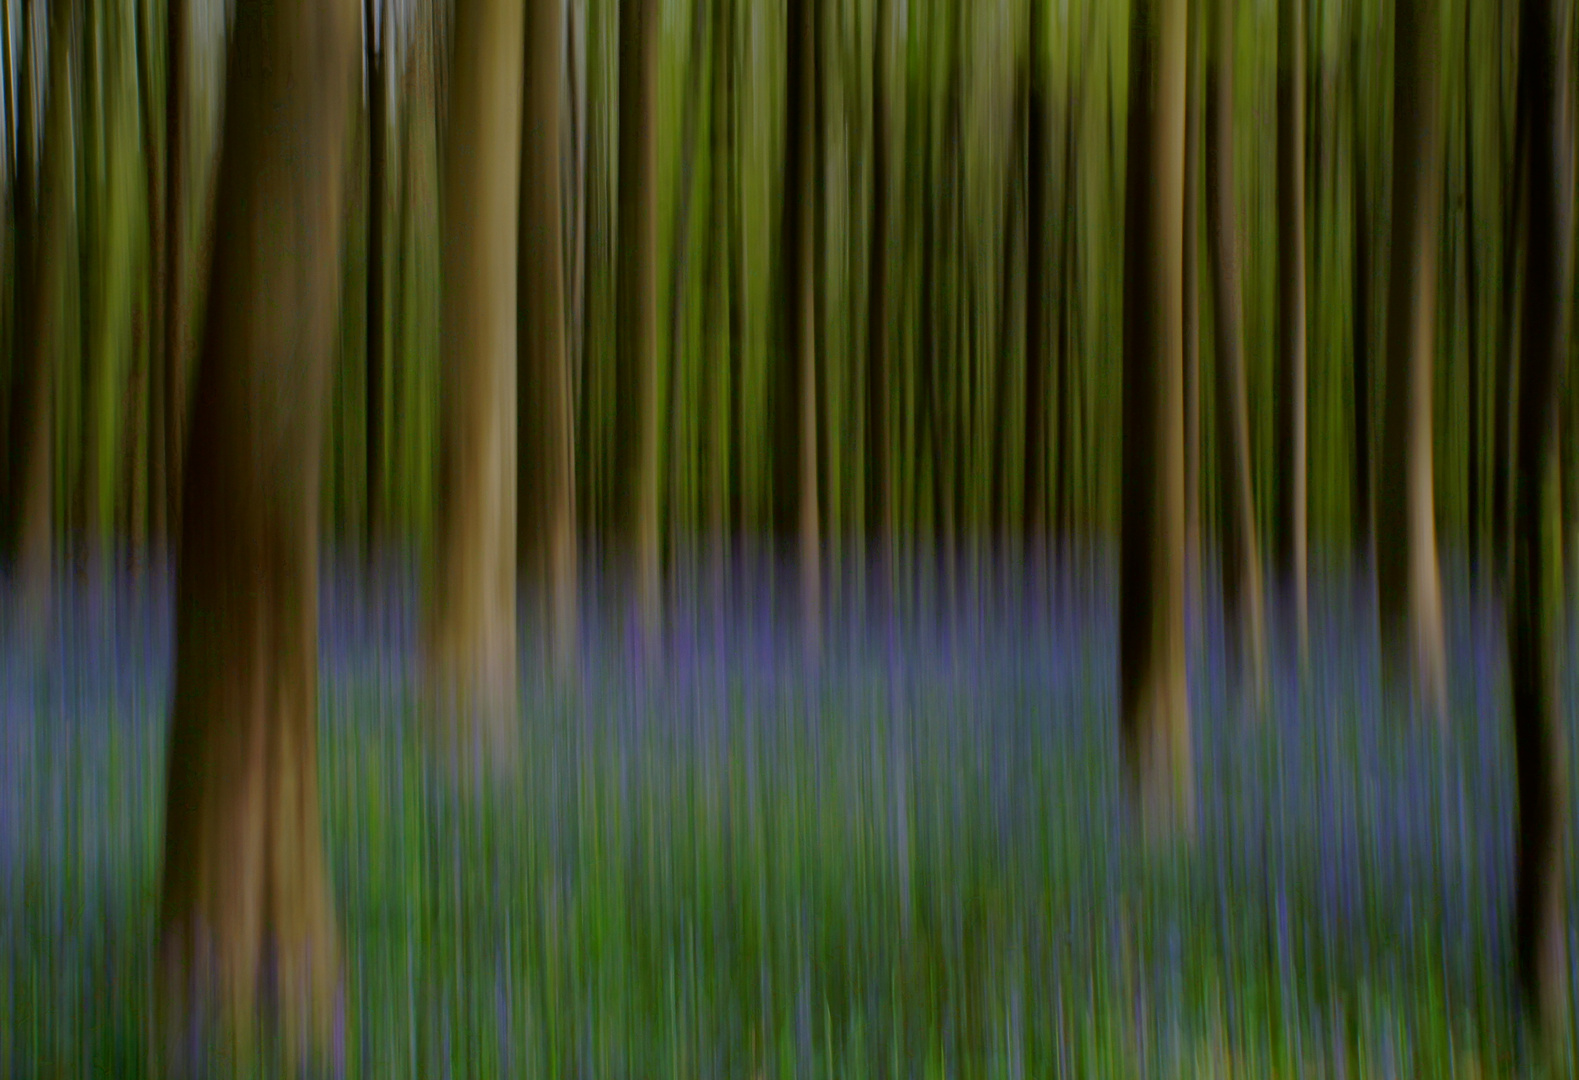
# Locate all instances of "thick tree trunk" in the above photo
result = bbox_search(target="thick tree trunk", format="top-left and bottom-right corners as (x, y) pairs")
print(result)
(6, 0), (73, 649)
(866, 0), (892, 615)
(365, 0), (386, 566)
(1275, 0), (1308, 664)
(614, 0), (661, 643)
(1206, 0), (1267, 707)
(155, 0), (357, 1065)
(774, 0), (821, 655)
(1120, 0), (1192, 838)
(428, 0), (525, 751)
(1507, 0), (1571, 1035)
(1378, 0), (1447, 720)
(520, 0), (578, 674)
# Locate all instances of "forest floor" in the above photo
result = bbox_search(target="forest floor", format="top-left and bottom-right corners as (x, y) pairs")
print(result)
(2, 552), (1578, 1077)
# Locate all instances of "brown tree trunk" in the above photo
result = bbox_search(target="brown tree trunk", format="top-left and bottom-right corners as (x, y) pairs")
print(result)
(161, 0), (187, 560)
(365, 0), (387, 566)
(866, 0), (892, 614)
(1350, 16), (1374, 576)
(703, 0), (735, 603)
(427, 0), (525, 752)
(1120, 0), (1192, 838)
(1507, 0), (1571, 1034)
(1492, 25), (1527, 593)
(1023, 0), (1049, 560)
(1206, 0), (1267, 707)
(6, 0), (73, 649)
(1275, 0), (1308, 665)
(1463, 0), (1482, 589)
(774, 0), (821, 655)
(614, 0), (661, 643)
(520, 0), (578, 674)
(155, 0), (357, 1065)
(1378, 0), (1447, 720)
(1182, 0), (1202, 631)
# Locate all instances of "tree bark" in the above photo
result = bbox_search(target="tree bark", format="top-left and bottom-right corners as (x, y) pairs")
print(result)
(1378, 0), (1447, 720)
(429, 0), (526, 751)
(155, 0), (357, 1065)
(614, 0), (661, 643)
(1492, 24), (1527, 592)
(1507, 0), (1571, 1035)
(1275, 0), (1308, 664)
(1206, 0), (1267, 707)
(520, 0), (578, 674)
(774, 0), (821, 655)
(1120, 0), (1192, 838)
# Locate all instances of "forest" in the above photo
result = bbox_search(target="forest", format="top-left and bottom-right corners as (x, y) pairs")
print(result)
(1, 0), (1577, 1073)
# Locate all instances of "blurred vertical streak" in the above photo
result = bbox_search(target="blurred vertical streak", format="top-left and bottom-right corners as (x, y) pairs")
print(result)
(366, 0), (386, 569)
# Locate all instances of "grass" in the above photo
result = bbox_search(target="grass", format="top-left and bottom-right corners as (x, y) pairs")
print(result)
(3, 551), (1578, 1077)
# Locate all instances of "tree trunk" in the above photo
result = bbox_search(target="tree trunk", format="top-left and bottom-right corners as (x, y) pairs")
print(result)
(1275, 0), (1308, 665)
(520, 0), (578, 674)
(1182, 0), (1202, 632)
(866, 0), (892, 616)
(1464, 0), (1482, 589)
(1206, 0), (1267, 707)
(614, 0), (661, 643)
(155, 0), (357, 1065)
(161, 0), (187, 559)
(5, 0), (73, 650)
(1120, 0), (1192, 838)
(427, 0), (525, 754)
(1492, 26), (1527, 592)
(365, 0), (386, 567)
(1378, 0), (1447, 720)
(1350, 19), (1374, 576)
(1507, 0), (1571, 1035)
(774, 0), (821, 656)
(1023, 0), (1049, 561)
(703, 0), (735, 605)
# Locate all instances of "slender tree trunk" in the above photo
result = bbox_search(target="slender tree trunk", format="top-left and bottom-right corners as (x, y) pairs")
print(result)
(1023, 0), (1049, 563)
(1492, 31), (1527, 592)
(155, 0), (357, 1065)
(1507, 0), (1571, 1035)
(660, 0), (710, 608)
(365, 0), (386, 567)
(520, 0), (578, 674)
(866, 0), (892, 615)
(1275, 0), (1309, 664)
(774, 0), (821, 656)
(134, 0), (163, 575)
(1350, 19), (1374, 576)
(161, 0), (187, 560)
(6, 0), (73, 649)
(724, 0), (745, 558)
(614, 0), (661, 643)
(1464, 0), (1482, 589)
(427, 0), (525, 753)
(1120, 0), (1192, 838)
(1378, 0), (1447, 720)
(991, 66), (1025, 552)
(1206, 0), (1267, 707)
(1182, 0), (1202, 630)
(703, 0), (733, 604)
